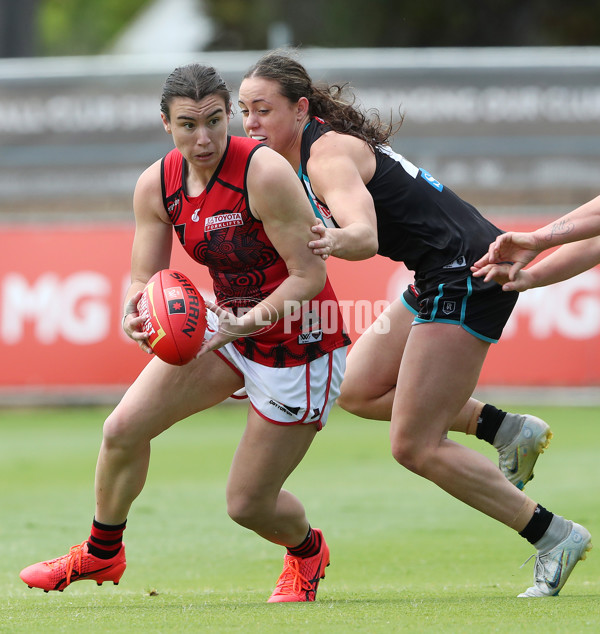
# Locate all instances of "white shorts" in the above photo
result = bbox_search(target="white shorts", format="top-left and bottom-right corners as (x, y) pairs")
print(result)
(206, 310), (347, 429)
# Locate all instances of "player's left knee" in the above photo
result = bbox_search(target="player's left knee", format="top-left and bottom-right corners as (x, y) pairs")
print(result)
(390, 436), (431, 477)
(226, 492), (269, 530)
(336, 389), (354, 414)
(102, 411), (132, 447)
(337, 385), (369, 417)
(101, 407), (149, 452)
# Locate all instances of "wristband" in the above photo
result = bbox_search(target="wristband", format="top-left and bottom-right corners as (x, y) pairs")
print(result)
(122, 305), (136, 330)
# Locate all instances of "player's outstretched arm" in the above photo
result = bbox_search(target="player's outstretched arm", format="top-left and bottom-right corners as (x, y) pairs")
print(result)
(472, 231), (542, 283)
(473, 194), (600, 283)
(474, 235), (600, 291)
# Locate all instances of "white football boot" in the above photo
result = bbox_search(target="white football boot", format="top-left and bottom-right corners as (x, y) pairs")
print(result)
(519, 522), (592, 597)
(497, 414), (552, 490)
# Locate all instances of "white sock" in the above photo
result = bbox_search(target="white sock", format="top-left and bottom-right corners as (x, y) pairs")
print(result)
(492, 412), (524, 449)
(534, 516), (572, 554)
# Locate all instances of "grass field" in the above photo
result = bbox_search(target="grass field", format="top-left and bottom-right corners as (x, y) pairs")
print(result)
(0, 403), (599, 633)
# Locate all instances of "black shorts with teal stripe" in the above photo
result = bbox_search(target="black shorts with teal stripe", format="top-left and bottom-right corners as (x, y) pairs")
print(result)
(401, 275), (519, 343)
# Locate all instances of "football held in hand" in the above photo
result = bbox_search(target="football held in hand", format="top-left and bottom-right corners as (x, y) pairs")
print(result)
(138, 269), (206, 365)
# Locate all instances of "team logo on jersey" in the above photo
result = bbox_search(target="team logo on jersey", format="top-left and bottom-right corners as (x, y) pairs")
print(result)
(315, 200), (332, 219)
(298, 330), (323, 344)
(205, 212), (243, 232)
(420, 169), (444, 191)
(443, 255), (467, 269)
(191, 208), (200, 222)
(167, 197), (180, 212)
(298, 309), (323, 344)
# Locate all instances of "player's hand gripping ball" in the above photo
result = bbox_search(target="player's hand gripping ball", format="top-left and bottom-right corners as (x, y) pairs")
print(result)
(137, 269), (207, 365)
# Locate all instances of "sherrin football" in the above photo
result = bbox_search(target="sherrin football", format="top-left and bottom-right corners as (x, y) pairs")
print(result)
(137, 269), (207, 365)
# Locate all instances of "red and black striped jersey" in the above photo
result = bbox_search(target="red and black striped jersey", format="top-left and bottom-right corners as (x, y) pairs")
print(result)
(161, 135), (350, 367)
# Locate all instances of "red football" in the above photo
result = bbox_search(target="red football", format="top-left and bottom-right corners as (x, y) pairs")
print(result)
(137, 269), (207, 365)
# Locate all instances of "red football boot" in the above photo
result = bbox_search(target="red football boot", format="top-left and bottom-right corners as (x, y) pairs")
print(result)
(268, 529), (330, 603)
(20, 541), (126, 592)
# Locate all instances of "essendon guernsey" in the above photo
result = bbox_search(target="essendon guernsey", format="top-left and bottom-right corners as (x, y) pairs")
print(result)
(161, 136), (350, 368)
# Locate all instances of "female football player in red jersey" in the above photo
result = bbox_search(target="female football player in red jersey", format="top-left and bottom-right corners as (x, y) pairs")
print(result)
(19, 63), (350, 603)
(237, 50), (591, 598)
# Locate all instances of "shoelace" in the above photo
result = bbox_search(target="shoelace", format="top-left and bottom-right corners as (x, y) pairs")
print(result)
(520, 553), (536, 569)
(59, 541), (86, 585)
(276, 557), (311, 595)
(521, 551), (552, 585)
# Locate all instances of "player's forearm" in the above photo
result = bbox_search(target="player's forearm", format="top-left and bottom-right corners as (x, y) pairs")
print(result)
(527, 237), (600, 287)
(330, 223), (378, 261)
(237, 269), (326, 334)
(123, 281), (147, 313)
(531, 195), (600, 250)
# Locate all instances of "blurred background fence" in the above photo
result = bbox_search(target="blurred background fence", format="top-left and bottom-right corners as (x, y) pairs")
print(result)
(2, 47), (600, 218)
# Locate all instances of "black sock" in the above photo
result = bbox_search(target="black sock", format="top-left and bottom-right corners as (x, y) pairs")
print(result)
(87, 518), (127, 559)
(519, 504), (554, 545)
(475, 404), (507, 444)
(287, 527), (321, 559)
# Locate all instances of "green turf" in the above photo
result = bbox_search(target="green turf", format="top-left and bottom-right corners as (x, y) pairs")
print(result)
(1, 404), (599, 632)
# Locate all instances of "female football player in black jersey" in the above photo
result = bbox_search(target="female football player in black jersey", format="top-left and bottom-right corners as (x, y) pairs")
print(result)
(237, 50), (592, 598)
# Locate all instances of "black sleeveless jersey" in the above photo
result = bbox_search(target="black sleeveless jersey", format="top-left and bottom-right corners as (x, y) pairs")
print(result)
(299, 118), (503, 285)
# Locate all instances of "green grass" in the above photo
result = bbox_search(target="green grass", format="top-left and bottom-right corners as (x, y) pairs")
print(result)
(1, 404), (599, 632)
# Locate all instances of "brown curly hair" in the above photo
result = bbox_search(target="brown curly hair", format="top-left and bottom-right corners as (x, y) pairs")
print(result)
(243, 50), (402, 150)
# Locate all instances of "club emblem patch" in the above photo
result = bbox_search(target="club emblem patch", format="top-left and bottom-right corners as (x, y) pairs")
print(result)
(442, 300), (456, 315)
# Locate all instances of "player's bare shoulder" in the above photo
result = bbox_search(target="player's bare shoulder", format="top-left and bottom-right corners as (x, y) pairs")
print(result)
(248, 144), (292, 184)
(247, 145), (307, 220)
(246, 146), (314, 223)
(133, 158), (169, 222)
(134, 159), (162, 199)
(308, 131), (375, 190)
